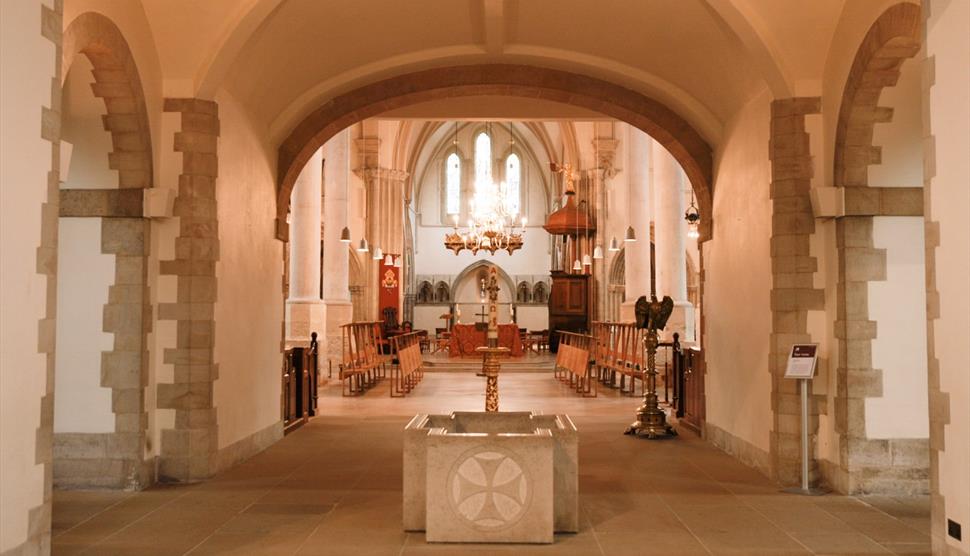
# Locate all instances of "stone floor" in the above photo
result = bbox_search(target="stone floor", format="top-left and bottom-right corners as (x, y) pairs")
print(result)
(52, 371), (930, 555)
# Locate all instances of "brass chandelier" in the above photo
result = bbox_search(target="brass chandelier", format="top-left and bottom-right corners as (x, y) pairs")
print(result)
(444, 187), (526, 255)
(444, 122), (526, 256)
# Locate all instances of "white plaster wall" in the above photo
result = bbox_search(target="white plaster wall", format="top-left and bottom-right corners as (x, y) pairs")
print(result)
(925, 0), (970, 551)
(61, 55), (117, 189)
(213, 90), (284, 450)
(413, 305), (450, 334)
(0, 0), (57, 550)
(869, 58), (923, 188)
(866, 217), (928, 439)
(703, 88), (773, 454)
(54, 44), (118, 435)
(53, 218), (116, 433)
(414, 226), (550, 276)
(516, 306), (547, 332)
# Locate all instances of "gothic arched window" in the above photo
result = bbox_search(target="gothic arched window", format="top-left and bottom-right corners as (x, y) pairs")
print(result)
(474, 131), (491, 188)
(505, 153), (521, 215)
(446, 152), (461, 215)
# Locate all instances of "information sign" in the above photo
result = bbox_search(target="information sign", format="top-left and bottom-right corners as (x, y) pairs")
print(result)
(784, 344), (819, 379)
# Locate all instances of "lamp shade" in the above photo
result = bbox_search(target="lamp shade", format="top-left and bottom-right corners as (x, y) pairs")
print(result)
(593, 246), (604, 259)
(572, 259), (582, 271)
(624, 226), (637, 242)
(384, 254), (393, 266)
(582, 254), (592, 266)
(339, 226), (351, 243)
(608, 237), (620, 252)
(393, 256), (402, 268)
(356, 238), (369, 253)
(373, 247), (384, 260)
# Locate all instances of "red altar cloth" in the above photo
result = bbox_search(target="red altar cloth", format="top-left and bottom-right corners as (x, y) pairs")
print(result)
(448, 324), (523, 357)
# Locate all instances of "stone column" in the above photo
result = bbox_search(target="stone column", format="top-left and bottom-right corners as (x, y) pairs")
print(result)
(651, 140), (694, 341)
(621, 126), (653, 321)
(322, 130), (353, 366)
(593, 132), (619, 322)
(286, 147), (324, 345)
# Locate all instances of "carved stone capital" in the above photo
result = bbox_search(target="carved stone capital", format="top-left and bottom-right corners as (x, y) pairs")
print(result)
(593, 138), (621, 179)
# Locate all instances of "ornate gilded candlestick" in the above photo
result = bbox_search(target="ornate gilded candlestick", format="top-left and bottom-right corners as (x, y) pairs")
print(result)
(625, 294), (678, 438)
(476, 267), (508, 412)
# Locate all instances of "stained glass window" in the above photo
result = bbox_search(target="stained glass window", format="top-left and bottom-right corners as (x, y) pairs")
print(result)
(474, 131), (491, 189)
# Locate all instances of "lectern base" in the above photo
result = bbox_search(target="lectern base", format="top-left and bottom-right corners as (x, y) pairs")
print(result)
(624, 406), (678, 439)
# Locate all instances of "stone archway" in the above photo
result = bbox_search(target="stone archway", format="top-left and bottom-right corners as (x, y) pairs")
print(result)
(62, 12), (153, 192)
(830, 2), (926, 494)
(55, 12), (156, 489)
(451, 260), (516, 302)
(275, 64), (714, 242)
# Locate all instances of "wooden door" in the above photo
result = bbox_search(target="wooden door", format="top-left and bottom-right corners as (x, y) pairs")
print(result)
(681, 347), (705, 434)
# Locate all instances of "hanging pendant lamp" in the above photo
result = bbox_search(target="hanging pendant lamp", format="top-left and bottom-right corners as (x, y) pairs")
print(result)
(356, 238), (369, 253)
(582, 254), (592, 266)
(383, 253), (393, 266)
(593, 245), (604, 259)
(624, 225), (637, 242)
(609, 237), (620, 252)
(339, 226), (351, 243)
(373, 246), (384, 260)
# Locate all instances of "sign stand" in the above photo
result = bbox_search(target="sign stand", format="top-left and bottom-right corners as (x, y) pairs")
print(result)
(782, 344), (827, 496)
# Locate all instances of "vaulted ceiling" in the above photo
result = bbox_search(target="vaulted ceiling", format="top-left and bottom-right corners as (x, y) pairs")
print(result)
(88, 0), (861, 146)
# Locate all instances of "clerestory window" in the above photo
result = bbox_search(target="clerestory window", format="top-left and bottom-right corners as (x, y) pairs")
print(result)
(445, 152), (461, 216)
(505, 152), (521, 215)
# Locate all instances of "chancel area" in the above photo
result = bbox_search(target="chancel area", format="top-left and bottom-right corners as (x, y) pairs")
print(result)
(1, 1), (969, 555)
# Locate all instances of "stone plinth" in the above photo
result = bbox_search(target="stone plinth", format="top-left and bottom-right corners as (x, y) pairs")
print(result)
(403, 411), (578, 544)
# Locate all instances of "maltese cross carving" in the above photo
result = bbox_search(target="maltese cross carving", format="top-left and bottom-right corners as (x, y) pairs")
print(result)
(449, 450), (530, 530)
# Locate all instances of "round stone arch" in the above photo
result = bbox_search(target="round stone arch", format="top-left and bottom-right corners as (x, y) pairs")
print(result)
(276, 64), (714, 242)
(63, 12), (154, 190)
(451, 260), (516, 302)
(56, 11), (156, 489)
(833, 2), (920, 188)
(830, 1), (925, 494)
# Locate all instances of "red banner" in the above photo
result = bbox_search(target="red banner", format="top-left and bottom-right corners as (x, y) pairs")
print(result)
(379, 255), (400, 320)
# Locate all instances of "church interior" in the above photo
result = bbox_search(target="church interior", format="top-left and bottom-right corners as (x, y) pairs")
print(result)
(1, 1), (968, 554)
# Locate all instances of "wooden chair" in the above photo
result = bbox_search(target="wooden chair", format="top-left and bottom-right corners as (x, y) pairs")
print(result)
(553, 331), (596, 397)
(390, 331), (425, 397)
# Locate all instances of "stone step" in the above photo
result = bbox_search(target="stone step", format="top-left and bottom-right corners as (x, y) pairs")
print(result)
(423, 356), (555, 373)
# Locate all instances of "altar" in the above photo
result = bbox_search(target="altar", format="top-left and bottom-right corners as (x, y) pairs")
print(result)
(449, 323), (523, 357)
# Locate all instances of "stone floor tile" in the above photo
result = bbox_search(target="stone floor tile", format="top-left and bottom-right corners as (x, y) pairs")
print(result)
(882, 541), (933, 555)
(49, 372), (932, 555)
(790, 532), (893, 554)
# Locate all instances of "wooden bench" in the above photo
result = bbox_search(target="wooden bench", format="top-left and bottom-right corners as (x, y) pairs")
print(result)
(591, 322), (645, 396)
(389, 331), (425, 397)
(339, 321), (389, 396)
(553, 331), (597, 397)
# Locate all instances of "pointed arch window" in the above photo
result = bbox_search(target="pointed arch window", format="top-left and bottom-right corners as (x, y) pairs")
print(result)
(445, 152), (461, 215)
(474, 131), (492, 188)
(505, 152), (521, 215)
